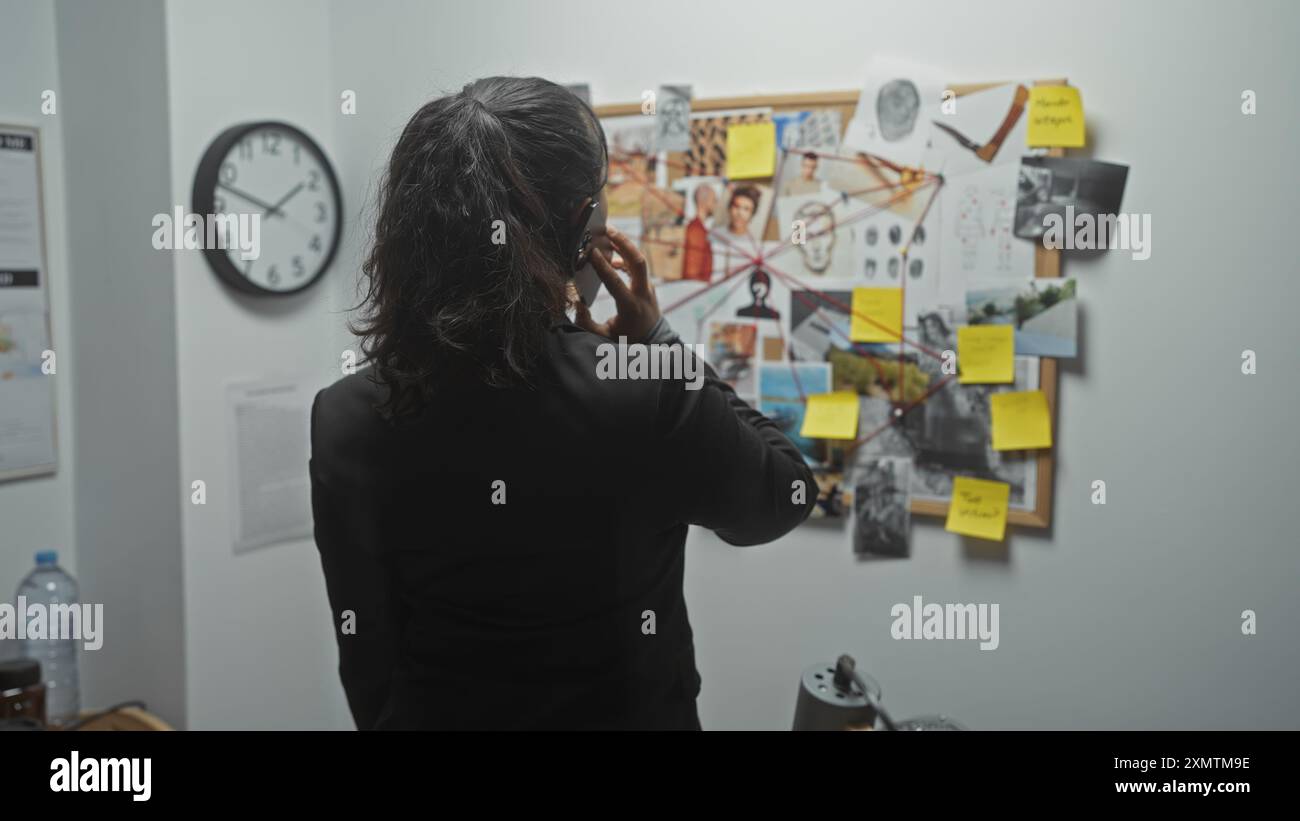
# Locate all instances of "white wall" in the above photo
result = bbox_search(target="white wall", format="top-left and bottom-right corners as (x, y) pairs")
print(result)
(0, 1), (76, 602)
(54, 0), (186, 728)
(328, 0), (1300, 729)
(164, 0), (352, 729)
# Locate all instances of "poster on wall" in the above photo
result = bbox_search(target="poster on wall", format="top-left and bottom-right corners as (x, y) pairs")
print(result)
(226, 379), (313, 553)
(0, 125), (58, 483)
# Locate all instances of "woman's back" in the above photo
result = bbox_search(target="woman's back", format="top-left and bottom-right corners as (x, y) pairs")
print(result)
(312, 318), (814, 729)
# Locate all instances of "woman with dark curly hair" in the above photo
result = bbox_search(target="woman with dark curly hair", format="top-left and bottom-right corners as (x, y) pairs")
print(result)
(310, 76), (815, 730)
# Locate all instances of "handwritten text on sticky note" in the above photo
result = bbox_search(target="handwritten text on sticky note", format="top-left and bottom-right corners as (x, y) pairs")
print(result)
(991, 390), (1052, 451)
(800, 391), (860, 440)
(1027, 86), (1085, 148)
(957, 325), (1014, 384)
(945, 476), (1011, 541)
(726, 121), (777, 179)
(850, 287), (903, 342)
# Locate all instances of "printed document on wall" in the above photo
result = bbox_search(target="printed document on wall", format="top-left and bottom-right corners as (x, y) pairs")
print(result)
(226, 379), (313, 553)
(0, 126), (57, 482)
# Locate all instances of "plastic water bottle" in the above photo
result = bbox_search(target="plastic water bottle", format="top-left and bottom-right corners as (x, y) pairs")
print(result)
(17, 551), (81, 726)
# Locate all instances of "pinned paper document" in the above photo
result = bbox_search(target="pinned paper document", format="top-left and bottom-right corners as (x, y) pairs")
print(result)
(726, 121), (777, 179)
(799, 391), (860, 440)
(654, 85), (692, 152)
(1027, 86), (1085, 148)
(957, 325), (1014, 384)
(849, 287), (903, 342)
(990, 390), (1052, 451)
(944, 476), (1011, 541)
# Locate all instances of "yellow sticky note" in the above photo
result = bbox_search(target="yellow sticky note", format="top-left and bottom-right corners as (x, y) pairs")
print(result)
(1027, 86), (1085, 148)
(990, 390), (1053, 451)
(800, 391), (860, 440)
(849, 287), (903, 342)
(725, 121), (776, 179)
(945, 476), (1011, 541)
(958, 325), (1014, 384)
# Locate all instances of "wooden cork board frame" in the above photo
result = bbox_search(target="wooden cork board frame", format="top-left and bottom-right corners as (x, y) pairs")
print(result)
(595, 81), (1066, 528)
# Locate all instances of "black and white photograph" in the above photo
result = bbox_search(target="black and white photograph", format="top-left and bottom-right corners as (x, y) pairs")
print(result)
(852, 456), (912, 556)
(1012, 156), (1130, 240)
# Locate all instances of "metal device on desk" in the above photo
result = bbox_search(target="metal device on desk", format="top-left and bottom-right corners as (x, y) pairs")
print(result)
(793, 654), (966, 731)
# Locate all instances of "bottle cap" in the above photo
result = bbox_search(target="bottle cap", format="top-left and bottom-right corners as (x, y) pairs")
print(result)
(34, 550), (57, 566)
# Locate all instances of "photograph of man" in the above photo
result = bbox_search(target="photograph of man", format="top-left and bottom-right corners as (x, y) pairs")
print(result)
(682, 184), (716, 282)
(782, 152), (824, 196)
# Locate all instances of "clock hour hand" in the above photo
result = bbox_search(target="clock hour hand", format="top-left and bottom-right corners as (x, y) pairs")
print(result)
(217, 182), (284, 217)
(265, 183), (305, 219)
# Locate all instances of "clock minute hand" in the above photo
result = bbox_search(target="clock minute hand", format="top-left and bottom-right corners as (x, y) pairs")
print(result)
(265, 183), (305, 219)
(217, 182), (284, 217)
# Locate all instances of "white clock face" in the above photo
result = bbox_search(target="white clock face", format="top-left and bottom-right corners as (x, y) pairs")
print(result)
(211, 125), (340, 294)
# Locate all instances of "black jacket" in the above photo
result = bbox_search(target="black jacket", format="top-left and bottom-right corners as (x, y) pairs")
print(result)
(310, 317), (816, 730)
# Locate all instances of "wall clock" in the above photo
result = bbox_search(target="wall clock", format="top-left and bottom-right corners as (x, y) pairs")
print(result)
(192, 121), (342, 296)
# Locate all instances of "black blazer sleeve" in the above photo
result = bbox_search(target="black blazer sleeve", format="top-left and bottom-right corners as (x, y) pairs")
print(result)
(652, 339), (818, 546)
(309, 390), (402, 729)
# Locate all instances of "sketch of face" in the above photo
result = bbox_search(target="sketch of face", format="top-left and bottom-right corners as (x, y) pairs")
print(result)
(661, 97), (690, 138)
(877, 78), (921, 142)
(695, 185), (717, 220)
(729, 193), (756, 235)
(794, 201), (835, 273)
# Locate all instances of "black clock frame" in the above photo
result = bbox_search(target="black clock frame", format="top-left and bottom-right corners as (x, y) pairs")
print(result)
(191, 120), (343, 296)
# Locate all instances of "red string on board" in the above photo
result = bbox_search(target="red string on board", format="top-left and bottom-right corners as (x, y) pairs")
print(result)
(605, 133), (960, 445)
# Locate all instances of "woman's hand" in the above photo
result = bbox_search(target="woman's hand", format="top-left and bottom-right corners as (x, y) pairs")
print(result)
(573, 225), (662, 343)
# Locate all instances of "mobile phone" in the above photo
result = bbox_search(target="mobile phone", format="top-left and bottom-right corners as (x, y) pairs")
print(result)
(573, 197), (608, 307)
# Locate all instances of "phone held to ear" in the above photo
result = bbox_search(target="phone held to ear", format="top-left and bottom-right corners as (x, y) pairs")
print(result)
(571, 196), (608, 307)
(574, 262), (602, 307)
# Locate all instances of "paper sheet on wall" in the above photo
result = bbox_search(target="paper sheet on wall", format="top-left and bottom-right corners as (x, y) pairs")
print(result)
(849, 287), (903, 342)
(725, 121), (777, 179)
(935, 161), (1035, 312)
(1026, 86), (1085, 148)
(800, 391), (860, 440)
(842, 56), (947, 168)
(990, 389), (1053, 451)
(0, 126), (57, 482)
(227, 379), (313, 553)
(958, 325), (1015, 384)
(654, 84), (692, 152)
(945, 476), (1011, 541)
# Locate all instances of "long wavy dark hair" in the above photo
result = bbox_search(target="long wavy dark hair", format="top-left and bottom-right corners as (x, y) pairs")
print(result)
(353, 76), (608, 418)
